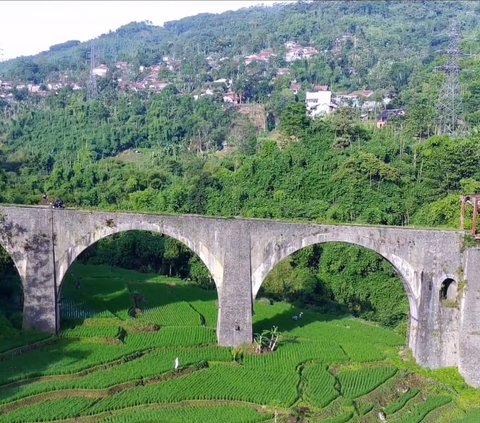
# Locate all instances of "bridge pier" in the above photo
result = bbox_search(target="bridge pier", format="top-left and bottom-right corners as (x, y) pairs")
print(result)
(217, 221), (253, 347)
(21, 221), (58, 334)
(413, 269), (460, 370)
(0, 207), (58, 334)
(23, 274), (57, 334)
(459, 249), (480, 388)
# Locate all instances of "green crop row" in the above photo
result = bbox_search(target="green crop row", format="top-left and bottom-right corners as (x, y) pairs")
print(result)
(87, 365), (299, 413)
(244, 340), (348, 373)
(390, 395), (451, 423)
(0, 326), (217, 387)
(137, 301), (203, 326)
(339, 341), (386, 362)
(126, 326), (217, 349)
(0, 333), (50, 354)
(319, 411), (354, 423)
(453, 408), (480, 423)
(338, 366), (397, 399)
(303, 363), (339, 407)
(0, 397), (96, 422)
(184, 300), (218, 328)
(59, 322), (120, 338)
(60, 299), (98, 320)
(280, 318), (403, 349)
(96, 404), (271, 423)
(0, 338), (140, 385)
(127, 280), (216, 307)
(0, 346), (232, 406)
(63, 275), (133, 317)
(384, 388), (419, 415)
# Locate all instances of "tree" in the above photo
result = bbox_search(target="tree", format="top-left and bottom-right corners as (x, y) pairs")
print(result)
(253, 326), (281, 353)
(279, 102), (310, 138)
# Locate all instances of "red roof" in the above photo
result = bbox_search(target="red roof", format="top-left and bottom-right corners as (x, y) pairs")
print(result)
(350, 90), (374, 98)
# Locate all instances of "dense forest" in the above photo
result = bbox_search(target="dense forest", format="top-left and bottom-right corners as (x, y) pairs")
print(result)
(1, 1), (480, 333)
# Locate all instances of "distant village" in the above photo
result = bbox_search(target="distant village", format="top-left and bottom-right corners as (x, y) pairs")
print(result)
(0, 39), (404, 128)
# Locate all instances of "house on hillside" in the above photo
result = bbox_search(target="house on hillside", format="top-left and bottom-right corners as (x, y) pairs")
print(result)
(223, 91), (240, 104)
(285, 41), (319, 62)
(148, 82), (169, 92)
(115, 62), (129, 71)
(305, 89), (336, 117)
(376, 108), (406, 128)
(47, 82), (64, 91)
(334, 93), (359, 107)
(92, 64), (109, 77)
(276, 68), (290, 76)
(27, 84), (41, 93)
(333, 90), (375, 108)
(0, 81), (13, 91)
(331, 34), (356, 55)
(290, 82), (301, 95)
(351, 90), (374, 99)
(244, 49), (277, 65)
(314, 84), (329, 92)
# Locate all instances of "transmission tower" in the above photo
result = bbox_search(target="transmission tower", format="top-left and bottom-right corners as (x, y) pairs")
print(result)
(86, 40), (97, 101)
(435, 22), (466, 138)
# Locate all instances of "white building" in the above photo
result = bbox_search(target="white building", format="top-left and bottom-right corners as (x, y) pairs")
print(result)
(305, 90), (335, 117)
(92, 64), (108, 77)
(285, 41), (319, 62)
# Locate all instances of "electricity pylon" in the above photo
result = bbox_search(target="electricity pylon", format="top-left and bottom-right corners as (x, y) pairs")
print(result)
(86, 41), (97, 101)
(435, 22), (467, 138)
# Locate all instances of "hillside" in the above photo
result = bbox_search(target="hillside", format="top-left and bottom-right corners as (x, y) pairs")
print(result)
(0, 2), (479, 96)
(1, 3), (480, 419)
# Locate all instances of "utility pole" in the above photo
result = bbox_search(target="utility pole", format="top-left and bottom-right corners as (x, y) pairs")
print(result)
(86, 40), (97, 101)
(435, 21), (466, 138)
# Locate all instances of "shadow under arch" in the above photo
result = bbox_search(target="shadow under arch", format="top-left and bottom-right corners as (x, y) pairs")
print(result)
(0, 242), (24, 334)
(56, 228), (219, 332)
(55, 221), (222, 297)
(252, 237), (419, 351)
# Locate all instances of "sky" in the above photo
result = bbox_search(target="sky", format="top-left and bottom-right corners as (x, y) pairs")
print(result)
(0, 1), (288, 60)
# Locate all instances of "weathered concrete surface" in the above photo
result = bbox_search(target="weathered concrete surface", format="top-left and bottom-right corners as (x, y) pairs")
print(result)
(0, 207), (57, 332)
(0, 204), (477, 387)
(459, 249), (480, 388)
(217, 220), (253, 346)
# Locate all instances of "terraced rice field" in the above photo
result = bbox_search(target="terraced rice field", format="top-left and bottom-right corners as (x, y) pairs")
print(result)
(0, 263), (479, 422)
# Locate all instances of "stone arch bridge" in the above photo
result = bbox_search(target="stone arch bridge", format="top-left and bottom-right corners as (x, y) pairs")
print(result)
(0, 204), (479, 388)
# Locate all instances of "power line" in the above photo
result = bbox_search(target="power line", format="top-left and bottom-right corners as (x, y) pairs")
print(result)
(435, 21), (467, 138)
(86, 40), (97, 101)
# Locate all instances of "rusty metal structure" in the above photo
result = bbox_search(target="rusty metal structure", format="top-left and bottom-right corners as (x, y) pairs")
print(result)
(460, 194), (480, 239)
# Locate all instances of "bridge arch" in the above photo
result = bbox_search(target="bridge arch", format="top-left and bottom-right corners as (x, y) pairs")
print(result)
(0, 233), (27, 290)
(252, 232), (420, 349)
(55, 220), (223, 297)
(0, 242), (24, 331)
(438, 274), (458, 303)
